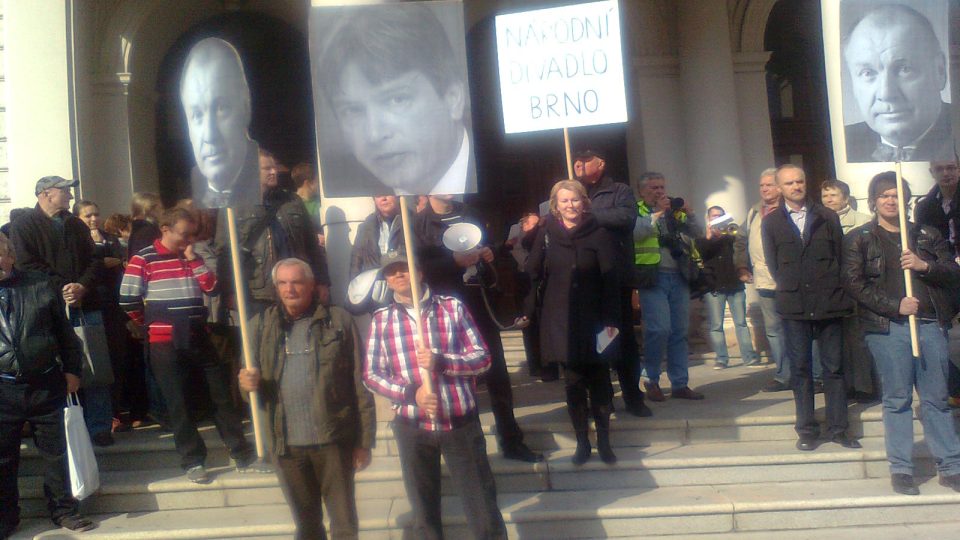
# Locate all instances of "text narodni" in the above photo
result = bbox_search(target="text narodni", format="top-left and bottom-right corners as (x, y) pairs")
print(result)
(500, 8), (614, 120)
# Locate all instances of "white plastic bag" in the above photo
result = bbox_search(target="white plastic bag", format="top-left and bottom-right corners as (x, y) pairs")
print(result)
(64, 392), (100, 500)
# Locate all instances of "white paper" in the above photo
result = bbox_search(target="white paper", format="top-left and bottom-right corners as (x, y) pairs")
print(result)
(597, 327), (619, 354)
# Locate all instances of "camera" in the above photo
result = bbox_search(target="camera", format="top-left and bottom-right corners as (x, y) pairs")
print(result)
(669, 197), (685, 210)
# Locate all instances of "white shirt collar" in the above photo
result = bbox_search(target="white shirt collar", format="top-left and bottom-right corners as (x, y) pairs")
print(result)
(428, 129), (470, 196)
(880, 102), (941, 151)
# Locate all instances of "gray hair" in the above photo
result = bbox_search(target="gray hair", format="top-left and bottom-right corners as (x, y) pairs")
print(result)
(271, 258), (314, 285)
(0, 233), (12, 257)
(759, 167), (778, 180)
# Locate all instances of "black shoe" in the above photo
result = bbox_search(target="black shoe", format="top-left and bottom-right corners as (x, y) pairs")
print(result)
(830, 435), (862, 449)
(502, 442), (544, 463)
(813, 381), (824, 394)
(627, 402), (653, 417)
(940, 473), (960, 492)
(541, 364), (560, 382)
(796, 437), (819, 451)
(91, 432), (114, 447)
(56, 514), (96, 533)
(891, 473), (919, 495)
(671, 386), (704, 400)
(851, 391), (880, 405)
(761, 380), (790, 392)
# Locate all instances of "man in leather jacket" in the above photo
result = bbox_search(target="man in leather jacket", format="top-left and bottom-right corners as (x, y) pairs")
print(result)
(0, 233), (95, 537)
(842, 172), (960, 496)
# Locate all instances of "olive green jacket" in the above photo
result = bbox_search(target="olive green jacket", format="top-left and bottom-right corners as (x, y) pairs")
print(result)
(251, 302), (376, 455)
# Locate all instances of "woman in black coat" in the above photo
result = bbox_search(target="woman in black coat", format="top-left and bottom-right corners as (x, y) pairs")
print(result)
(522, 180), (621, 465)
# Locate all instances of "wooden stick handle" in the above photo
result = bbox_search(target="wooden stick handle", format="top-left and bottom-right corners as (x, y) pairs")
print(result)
(398, 197), (435, 405)
(563, 127), (573, 179)
(894, 160), (921, 358)
(226, 207), (268, 459)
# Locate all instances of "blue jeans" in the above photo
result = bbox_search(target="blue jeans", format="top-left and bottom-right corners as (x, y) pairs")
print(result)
(81, 385), (113, 436)
(704, 290), (757, 366)
(639, 271), (690, 388)
(758, 291), (789, 383)
(865, 321), (960, 476)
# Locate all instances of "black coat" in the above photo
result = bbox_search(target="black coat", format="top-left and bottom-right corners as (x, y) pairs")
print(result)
(586, 175), (638, 288)
(842, 221), (960, 333)
(349, 211), (402, 280)
(128, 219), (160, 262)
(762, 202), (853, 320)
(698, 234), (743, 294)
(524, 214), (620, 366)
(914, 184), (960, 258)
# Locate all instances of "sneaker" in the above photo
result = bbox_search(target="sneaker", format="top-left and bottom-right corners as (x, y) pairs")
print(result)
(742, 358), (763, 368)
(186, 465), (210, 484)
(891, 473), (919, 495)
(55, 514), (96, 533)
(644, 381), (666, 402)
(236, 455), (273, 474)
(761, 380), (790, 392)
(713, 363), (728, 370)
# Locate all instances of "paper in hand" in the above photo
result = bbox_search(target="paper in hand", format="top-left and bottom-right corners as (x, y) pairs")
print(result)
(597, 327), (619, 354)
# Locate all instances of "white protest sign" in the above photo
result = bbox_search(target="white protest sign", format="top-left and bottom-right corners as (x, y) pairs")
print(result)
(495, 0), (627, 134)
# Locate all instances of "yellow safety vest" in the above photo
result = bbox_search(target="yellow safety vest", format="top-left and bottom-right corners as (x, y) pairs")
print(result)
(635, 201), (661, 266)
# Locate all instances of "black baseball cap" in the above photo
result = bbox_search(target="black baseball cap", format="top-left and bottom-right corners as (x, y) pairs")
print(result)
(35, 176), (78, 196)
(573, 149), (605, 161)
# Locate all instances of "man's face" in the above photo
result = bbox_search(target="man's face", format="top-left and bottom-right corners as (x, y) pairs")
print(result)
(374, 195), (398, 218)
(161, 219), (198, 253)
(78, 205), (100, 231)
(573, 159), (585, 180)
(820, 187), (848, 213)
(332, 64), (463, 194)
(580, 157), (605, 184)
(777, 168), (807, 205)
(384, 263), (412, 297)
(259, 154), (278, 190)
(844, 17), (946, 146)
(930, 160), (958, 189)
(181, 54), (251, 190)
(707, 208), (725, 223)
(275, 264), (314, 315)
(758, 174), (781, 205)
(875, 186), (900, 221)
(640, 178), (667, 207)
(44, 187), (73, 211)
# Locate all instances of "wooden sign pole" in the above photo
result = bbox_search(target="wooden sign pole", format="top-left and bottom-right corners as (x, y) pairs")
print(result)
(226, 207), (267, 458)
(397, 196), (435, 418)
(894, 156), (921, 358)
(563, 127), (574, 179)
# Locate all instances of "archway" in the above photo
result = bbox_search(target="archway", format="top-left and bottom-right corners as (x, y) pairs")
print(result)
(153, 11), (313, 205)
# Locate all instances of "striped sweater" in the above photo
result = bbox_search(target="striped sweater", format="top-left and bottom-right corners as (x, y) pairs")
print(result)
(119, 239), (216, 343)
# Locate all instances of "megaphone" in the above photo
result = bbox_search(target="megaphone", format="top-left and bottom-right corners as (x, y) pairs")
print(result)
(345, 267), (390, 314)
(442, 222), (482, 253)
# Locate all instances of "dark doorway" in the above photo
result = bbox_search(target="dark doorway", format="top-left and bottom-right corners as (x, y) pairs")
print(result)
(154, 12), (313, 205)
(765, 0), (835, 195)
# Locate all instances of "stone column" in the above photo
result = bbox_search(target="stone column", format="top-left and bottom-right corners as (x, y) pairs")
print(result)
(677, 0), (747, 222)
(629, 56), (688, 195)
(733, 51), (776, 203)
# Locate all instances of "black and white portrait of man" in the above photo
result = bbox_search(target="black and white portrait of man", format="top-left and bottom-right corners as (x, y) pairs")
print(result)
(181, 37), (261, 208)
(310, 1), (477, 198)
(840, 1), (953, 163)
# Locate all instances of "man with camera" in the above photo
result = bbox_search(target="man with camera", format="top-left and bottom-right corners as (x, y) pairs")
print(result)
(634, 172), (704, 401)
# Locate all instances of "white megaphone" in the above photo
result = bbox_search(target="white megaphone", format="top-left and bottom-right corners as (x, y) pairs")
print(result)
(442, 223), (484, 285)
(345, 267), (390, 314)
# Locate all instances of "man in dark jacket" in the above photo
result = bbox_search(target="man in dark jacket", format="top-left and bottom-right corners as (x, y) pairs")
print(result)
(0, 233), (96, 536)
(762, 164), (859, 451)
(415, 195), (542, 463)
(10, 176), (113, 446)
(349, 195), (402, 280)
(842, 172), (960, 495)
(239, 258), (375, 539)
(574, 150), (649, 417)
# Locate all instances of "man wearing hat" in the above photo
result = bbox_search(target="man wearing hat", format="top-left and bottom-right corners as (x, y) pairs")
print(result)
(574, 150), (650, 417)
(9, 176), (114, 445)
(364, 250), (506, 539)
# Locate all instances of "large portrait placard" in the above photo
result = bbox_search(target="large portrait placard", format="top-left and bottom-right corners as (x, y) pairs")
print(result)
(309, 1), (477, 198)
(495, 0), (628, 134)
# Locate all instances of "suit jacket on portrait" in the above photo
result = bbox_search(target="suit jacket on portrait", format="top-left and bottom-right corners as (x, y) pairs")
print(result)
(191, 140), (263, 209)
(844, 102), (954, 163)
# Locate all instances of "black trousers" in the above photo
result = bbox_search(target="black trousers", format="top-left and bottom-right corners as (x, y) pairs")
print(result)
(468, 300), (523, 448)
(783, 318), (848, 438)
(275, 444), (358, 540)
(393, 416), (506, 540)
(616, 288), (643, 406)
(514, 273), (544, 376)
(564, 363), (613, 411)
(0, 373), (78, 531)
(148, 333), (252, 469)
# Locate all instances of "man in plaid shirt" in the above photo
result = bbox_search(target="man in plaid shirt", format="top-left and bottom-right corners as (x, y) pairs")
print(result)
(364, 251), (506, 539)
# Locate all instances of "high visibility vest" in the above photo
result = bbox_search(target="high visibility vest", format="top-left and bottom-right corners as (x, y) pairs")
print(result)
(635, 201), (661, 266)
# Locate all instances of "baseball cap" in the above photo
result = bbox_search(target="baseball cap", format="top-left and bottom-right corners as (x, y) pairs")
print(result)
(380, 249), (409, 273)
(35, 176), (78, 196)
(573, 149), (605, 161)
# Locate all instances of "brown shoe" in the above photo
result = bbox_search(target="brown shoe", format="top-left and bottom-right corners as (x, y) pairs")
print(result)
(644, 381), (666, 402)
(671, 386), (705, 400)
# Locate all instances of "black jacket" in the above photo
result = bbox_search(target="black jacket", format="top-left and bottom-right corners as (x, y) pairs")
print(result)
(698, 234), (743, 294)
(128, 219), (160, 262)
(914, 184), (960, 258)
(0, 271), (84, 378)
(10, 206), (103, 310)
(762, 202), (853, 320)
(586, 175), (638, 288)
(524, 214), (619, 365)
(842, 221), (960, 333)
(414, 201), (487, 299)
(349, 211), (402, 280)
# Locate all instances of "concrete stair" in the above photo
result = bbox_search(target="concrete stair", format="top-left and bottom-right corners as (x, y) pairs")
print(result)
(13, 330), (960, 538)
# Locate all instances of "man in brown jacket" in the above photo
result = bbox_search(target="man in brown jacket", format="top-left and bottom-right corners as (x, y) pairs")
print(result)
(239, 258), (375, 539)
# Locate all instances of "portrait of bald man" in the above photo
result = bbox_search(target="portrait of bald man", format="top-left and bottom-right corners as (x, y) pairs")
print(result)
(841, 2), (953, 163)
(310, 2), (477, 198)
(181, 37), (262, 208)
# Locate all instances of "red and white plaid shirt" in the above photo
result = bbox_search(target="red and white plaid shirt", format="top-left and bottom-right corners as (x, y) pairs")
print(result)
(363, 292), (490, 431)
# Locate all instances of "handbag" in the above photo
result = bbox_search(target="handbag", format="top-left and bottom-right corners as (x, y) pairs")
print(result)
(70, 308), (115, 388)
(64, 392), (100, 500)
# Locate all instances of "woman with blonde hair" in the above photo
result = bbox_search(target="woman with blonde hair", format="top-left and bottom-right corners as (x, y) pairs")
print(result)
(521, 179), (620, 464)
